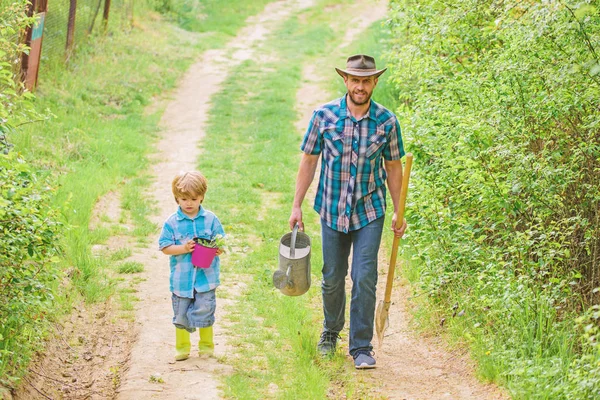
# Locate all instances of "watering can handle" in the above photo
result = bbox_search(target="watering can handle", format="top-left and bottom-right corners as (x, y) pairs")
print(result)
(290, 223), (299, 259)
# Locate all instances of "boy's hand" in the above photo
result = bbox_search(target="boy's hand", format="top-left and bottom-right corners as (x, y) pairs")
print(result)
(184, 239), (196, 253)
(215, 248), (223, 256)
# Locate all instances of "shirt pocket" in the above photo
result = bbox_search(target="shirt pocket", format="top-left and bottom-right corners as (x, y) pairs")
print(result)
(197, 229), (213, 241)
(322, 125), (344, 159)
(174, 233), (187, 245)
(366, 128), (387, 159)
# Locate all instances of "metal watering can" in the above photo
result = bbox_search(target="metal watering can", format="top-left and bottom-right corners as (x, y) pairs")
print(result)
(272, 224), (311, 296)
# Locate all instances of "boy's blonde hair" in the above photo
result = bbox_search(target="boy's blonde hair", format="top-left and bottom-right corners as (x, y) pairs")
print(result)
(172, 171), (208, 202)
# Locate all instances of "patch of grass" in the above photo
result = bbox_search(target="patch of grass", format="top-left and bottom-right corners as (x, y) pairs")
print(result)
(109, 248), (133, 262)
(110, 365), (120, 390)
(119, 292), (138, 311)
(172, 0), (277, 37)
(89, 226), (112, 245)
(149, 373), (165, 384)
(116, 261), (145, 274)
(119, 311), (136, 322)
(121, 175), (158, 238)
(131, 276), (147, 285)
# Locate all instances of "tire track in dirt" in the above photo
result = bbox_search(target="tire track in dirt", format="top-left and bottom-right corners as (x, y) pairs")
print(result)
(294, 1), (509, 398)
(115, 1), (316, 399)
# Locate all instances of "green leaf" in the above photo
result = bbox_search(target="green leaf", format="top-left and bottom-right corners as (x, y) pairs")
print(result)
(574, 5), (597, 19)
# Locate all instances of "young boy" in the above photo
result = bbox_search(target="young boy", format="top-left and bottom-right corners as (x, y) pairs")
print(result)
(158, 171), (225, 361)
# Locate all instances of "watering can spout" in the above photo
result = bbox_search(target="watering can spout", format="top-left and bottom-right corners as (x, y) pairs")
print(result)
(272, 265), (293, 290)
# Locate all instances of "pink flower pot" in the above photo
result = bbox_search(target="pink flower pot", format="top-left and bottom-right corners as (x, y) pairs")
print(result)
(192, 244), (218, 269)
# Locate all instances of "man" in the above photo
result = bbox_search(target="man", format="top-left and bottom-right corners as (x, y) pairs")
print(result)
(289, 54), (407, 369)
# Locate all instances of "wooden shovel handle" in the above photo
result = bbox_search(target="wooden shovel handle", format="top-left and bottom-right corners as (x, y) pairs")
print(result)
(383, 153), (413, 303)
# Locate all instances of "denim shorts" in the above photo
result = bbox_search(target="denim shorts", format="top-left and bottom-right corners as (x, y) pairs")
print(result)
(172, 289), (216, 332)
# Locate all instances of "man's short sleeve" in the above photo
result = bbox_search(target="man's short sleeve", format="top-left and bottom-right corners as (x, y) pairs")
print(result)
(300, 110), (322, 155)
(158, 221), (175, 250)
(383, 118), (405, 160)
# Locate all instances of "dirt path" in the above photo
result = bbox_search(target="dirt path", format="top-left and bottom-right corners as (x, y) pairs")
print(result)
(294, 1), (509, 399)
(115, 0), (315, 399)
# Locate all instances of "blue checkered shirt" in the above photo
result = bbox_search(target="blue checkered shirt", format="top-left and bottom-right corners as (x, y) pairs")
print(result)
(158, 206), (225, 298)
(301, 95), (405, 233)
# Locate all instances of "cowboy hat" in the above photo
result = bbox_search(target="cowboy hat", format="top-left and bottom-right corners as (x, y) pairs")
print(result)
(335, 54), (387, 78)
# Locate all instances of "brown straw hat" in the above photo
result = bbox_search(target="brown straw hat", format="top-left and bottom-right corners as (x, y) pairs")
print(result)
(335, 54), (387, 78)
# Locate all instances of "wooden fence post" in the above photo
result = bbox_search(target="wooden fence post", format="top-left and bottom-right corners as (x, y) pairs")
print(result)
(20, 0), (48, 91)
(66, 0), (77, 61)
(103, 0), (112, 30)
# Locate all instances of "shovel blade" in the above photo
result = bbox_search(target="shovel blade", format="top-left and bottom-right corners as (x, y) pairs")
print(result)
(375, 300), (391, 347)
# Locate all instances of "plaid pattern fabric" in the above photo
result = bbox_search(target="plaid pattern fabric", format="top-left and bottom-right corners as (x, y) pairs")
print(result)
(158, 207), (225, 298)
(301, 95), (405, 233)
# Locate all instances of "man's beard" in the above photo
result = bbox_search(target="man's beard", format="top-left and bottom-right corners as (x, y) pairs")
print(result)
(348, 90), (372, 106)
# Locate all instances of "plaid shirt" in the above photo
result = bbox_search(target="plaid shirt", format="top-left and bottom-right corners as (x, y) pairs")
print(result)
(158, 206), (225, 298)
(301, 95), (405, 233)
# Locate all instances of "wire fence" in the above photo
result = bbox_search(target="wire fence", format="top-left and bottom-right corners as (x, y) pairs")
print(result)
(42, 0), (134, 62)
(3, 0), (137, 89)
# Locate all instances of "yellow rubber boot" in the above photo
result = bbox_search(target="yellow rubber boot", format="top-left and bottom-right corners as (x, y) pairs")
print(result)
(198, 326), (214, 357)
(175, 328), (191, 361)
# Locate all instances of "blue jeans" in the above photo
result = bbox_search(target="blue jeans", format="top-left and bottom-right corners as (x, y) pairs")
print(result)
(172, 289), (216, 332)
(320, 216), (384, 356)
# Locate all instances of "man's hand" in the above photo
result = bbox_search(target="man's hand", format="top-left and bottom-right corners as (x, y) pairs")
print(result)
(289, 207), (304, 231)
(391, 214), (407, 238)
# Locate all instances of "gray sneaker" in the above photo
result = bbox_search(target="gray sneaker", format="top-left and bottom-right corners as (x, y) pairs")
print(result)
(317, 331), (339, 356)
(353, 351), (376, 369)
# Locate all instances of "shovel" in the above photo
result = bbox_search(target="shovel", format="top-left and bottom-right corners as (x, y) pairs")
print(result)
(375, 153), (413, 347)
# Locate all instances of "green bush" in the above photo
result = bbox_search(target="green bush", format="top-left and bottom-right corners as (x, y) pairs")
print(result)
(0, 0), (63, 386)
(0, 151), (62, 386)
(0, 0), (37, 150)
(386, 0), (599, 397)
(569, 305), (600, 399)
